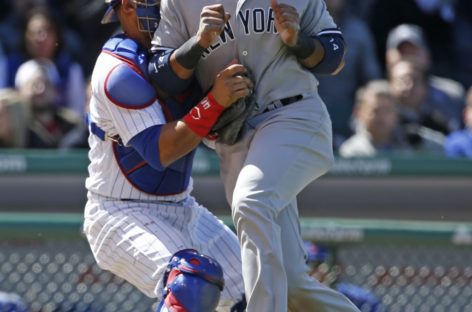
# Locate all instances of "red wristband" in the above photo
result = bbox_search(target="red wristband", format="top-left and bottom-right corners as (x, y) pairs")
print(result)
(183, 93), (225, 137)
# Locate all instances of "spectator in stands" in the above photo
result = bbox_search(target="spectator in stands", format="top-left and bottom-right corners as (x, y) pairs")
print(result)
(388, 59), (463, 136)
(0, 0), (48, 55)
(0, 88), (29, 148)
(385, 23), (465, 108)
(318, 0), (382, 149)
(52, 0), (119, 75)
(339, 80), (443, 158)
(59, 78), (91, 150)
(5, 7), (86, 118)
(366, 0), (455, 78)
(15, 59), (79, 149)
(444, 87), (472, 158)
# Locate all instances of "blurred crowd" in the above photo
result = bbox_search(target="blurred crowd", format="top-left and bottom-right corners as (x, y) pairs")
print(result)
(0, 0), (471, 158)
(0, 0), (114, 150)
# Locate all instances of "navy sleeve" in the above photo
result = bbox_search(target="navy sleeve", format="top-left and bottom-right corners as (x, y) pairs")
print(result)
(311, 32), (346, 75)
(129, 125), (164, 170)
(148, 46), (192, 95)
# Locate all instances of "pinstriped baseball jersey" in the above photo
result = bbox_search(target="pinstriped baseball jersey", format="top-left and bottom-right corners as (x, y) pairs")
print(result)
(152, 0), (339, 111)
(86, 49), (191, 201)
(84, 35), (245, 310)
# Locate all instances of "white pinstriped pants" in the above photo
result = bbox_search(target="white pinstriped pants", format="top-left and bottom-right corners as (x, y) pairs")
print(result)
(83, 192), (244, 311)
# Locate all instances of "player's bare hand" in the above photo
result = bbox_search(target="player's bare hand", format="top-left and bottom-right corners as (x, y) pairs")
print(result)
(197, 5), (231, 49)
(211, 64), (253, 108)
(270, 0), (300, 47)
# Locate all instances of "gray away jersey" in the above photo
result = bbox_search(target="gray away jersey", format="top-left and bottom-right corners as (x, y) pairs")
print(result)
(153, 0), (339, 111)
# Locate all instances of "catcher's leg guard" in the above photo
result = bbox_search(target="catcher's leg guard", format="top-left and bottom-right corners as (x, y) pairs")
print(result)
(156, 249), (225, 312)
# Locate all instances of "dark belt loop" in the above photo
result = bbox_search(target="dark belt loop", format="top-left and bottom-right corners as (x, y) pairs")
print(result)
(263, 94), (304, 113)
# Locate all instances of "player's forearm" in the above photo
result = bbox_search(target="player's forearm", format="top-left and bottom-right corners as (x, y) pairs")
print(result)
(129, 121), (203, 169)
(148, 36), (207, 96)
(173, 36), (206, 75)
(289, 31), (346, 75)
(160, 93), (225, 166)
(149, 47), (193, 96)
(169, 53), (195, 80)
(293, 37), (325, 69)
(129, 122), (201, 169)
(158, 121), (202, 166)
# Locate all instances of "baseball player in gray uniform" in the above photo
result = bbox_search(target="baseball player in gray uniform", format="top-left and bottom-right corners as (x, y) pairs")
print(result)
(83, 1), (252, 311)
(150, 1), (361, 311)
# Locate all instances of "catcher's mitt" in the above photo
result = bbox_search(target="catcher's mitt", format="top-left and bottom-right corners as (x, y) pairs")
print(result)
(209, 92), (258, 145)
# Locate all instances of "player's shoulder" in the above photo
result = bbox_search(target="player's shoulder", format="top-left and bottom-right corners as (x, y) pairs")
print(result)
(103, 34), (149, 69)
(99, 34), (156, 109)
(300, 0), (338, 32)
(102, 34), (137, 57)
(105, 63), (156, 109)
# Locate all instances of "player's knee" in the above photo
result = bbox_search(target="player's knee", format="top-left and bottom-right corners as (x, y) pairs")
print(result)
(156, 249), (225, 312)
(232, 188), (278, 222)
(232, 198), (275, 236)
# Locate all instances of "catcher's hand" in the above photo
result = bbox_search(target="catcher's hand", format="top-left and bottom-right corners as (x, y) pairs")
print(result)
(209, 92), (258, 145)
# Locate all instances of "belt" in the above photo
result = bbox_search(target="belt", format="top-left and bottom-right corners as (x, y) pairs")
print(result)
(263, 94), (304, 113)
(86, 113), (124, 146)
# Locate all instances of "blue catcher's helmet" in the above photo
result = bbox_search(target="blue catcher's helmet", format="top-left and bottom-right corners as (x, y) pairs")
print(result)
(102, 0), (161, 37)
(157, 249), (225, 312)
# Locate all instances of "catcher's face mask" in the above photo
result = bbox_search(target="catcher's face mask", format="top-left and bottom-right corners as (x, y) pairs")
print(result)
(133, 0), (161, 38)
(102, 0), (161, 38)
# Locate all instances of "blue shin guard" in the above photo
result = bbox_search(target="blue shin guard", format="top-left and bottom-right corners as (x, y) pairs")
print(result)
(156, 249), (224, 312)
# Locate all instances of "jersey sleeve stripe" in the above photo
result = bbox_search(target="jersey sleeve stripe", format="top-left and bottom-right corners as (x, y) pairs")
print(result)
(317, 29), (343, 36)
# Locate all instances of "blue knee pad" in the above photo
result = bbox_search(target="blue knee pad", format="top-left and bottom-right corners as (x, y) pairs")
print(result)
(156, 249), (225, 312)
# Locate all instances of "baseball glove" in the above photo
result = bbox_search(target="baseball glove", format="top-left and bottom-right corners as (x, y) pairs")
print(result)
(209, 92), (258, 145)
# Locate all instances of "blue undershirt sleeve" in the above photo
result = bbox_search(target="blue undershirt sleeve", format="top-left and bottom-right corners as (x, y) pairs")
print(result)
(129, 125), (164, 170)
(148, 47), (192, 95)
